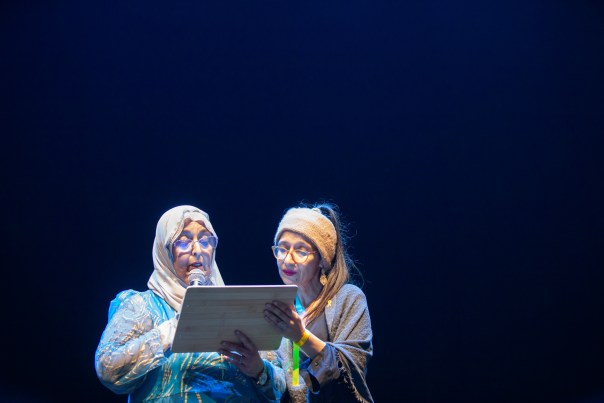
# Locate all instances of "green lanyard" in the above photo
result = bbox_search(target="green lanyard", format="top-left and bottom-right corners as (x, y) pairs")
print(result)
(292, 296), (305, 386)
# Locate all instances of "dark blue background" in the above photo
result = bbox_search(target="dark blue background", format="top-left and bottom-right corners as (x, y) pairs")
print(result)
(1, 1), (603, 402)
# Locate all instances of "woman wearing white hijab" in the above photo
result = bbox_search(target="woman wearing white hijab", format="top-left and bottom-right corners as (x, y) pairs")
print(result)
(95, 205), (285, 402)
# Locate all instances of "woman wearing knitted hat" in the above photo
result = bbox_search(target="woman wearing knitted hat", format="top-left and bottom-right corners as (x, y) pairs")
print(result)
(264, 203), (374, 402)
(95, 205), (285, 402)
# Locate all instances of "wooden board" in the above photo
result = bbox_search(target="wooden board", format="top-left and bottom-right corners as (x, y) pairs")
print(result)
(171, 285), (298, 353)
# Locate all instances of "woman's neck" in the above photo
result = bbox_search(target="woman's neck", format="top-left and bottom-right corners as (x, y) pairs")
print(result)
(297, 281), (323, 307)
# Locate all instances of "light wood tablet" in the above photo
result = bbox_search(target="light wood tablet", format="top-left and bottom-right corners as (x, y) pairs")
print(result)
(171, 285), (298, 353)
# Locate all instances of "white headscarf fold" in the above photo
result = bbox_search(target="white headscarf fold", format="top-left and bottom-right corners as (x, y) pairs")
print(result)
(148, 205), (224, 311)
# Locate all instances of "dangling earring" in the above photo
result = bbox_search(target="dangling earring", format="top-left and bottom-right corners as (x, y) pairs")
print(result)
(320, 269), (327, 286)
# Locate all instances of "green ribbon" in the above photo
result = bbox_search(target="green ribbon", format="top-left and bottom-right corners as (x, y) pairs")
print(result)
(292, 341), (300, 386)
(292, 295), (304, 386)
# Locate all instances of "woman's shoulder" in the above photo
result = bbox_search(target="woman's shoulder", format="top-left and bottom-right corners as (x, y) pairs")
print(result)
(107, 289), (163, 318)
(339, 283), (366, 296)
(336, 283), (368, 303)
(328, 284), (372, 331)
(110, 289), (158, 309)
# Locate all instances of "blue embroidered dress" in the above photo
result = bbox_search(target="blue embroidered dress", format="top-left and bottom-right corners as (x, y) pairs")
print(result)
(95, 290), (283, 402)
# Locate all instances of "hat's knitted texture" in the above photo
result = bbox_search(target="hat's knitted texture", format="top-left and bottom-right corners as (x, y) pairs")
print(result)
(274, 207), (337, 266)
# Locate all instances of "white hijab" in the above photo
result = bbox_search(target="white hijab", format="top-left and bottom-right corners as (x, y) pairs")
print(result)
(147, 205), (225, 311)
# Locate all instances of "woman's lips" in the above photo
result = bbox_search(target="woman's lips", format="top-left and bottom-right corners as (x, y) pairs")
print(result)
(282, 269), (296, 276)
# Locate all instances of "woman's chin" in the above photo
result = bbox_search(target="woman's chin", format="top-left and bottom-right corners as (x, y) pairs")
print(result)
(280, 275), (296, 285)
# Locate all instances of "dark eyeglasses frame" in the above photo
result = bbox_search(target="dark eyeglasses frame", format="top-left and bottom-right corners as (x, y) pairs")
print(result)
(271, 245), (318, 263)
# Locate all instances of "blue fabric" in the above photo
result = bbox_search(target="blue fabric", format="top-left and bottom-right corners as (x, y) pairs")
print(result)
(294, 295), (305, 315)
(95, 290), (283, 402)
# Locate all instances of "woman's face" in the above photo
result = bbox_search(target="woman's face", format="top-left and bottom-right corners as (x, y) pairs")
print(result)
(172, 220), (215, 284)
(276, 230), (321, 291)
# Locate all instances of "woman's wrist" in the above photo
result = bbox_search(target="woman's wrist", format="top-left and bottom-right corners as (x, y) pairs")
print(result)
(298, 331), (327, 359)
(295, 329), (311, 347)
(254, 361), (268, 386)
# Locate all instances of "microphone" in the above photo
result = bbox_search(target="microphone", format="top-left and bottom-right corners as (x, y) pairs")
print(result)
(188, 268), (210, 287)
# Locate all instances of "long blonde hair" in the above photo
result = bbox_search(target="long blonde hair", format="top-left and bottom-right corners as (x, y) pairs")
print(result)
(300, 203), (364, 325)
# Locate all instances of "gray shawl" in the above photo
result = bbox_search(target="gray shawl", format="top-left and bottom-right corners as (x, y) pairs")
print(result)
(275, 283), (374, 402)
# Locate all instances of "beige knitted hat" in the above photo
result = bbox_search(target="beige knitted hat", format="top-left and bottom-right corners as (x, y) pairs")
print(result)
(274, 207), (337, 266)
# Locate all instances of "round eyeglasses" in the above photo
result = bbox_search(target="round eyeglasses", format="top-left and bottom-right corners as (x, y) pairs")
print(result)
(271, 245), (317, 263)
(173, 236), (217, 252)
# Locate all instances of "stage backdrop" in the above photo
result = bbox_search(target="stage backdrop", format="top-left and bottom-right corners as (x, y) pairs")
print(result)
(1, 1), (603, 402)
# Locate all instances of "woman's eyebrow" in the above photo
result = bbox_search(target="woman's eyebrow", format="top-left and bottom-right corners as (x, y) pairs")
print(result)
(180, 230), (213, 238)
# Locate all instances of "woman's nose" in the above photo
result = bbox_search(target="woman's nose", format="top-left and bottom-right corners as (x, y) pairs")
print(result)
(284, 249), (296, 264)
(191, 240), (203, 255)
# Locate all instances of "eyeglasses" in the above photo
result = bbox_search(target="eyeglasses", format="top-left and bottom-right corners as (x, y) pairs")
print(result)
(271, 245), (317, 263)
(173, 236), (218, 251)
